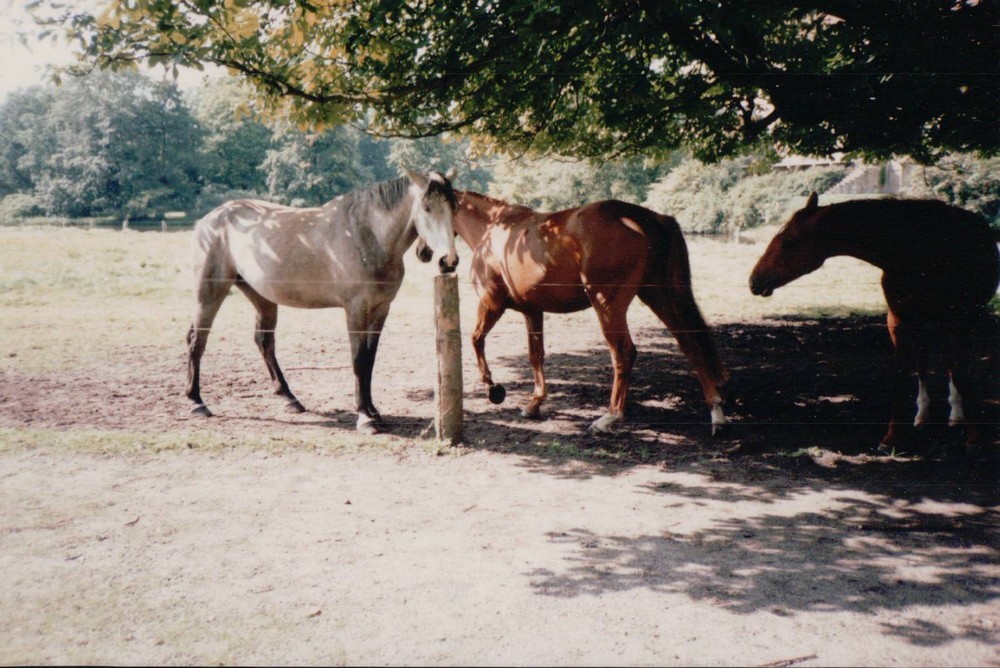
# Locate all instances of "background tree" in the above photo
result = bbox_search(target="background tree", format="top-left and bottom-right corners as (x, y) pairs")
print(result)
(189, 78), (271, 194)
(0, 71), (201, 218)
(38, 0), (998, 162)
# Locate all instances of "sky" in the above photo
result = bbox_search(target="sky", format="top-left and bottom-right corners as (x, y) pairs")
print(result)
(0, 0), (219, 102)
(0, 0), (78, 100)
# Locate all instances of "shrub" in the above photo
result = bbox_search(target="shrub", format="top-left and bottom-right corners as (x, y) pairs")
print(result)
(0, 193), (45, 224)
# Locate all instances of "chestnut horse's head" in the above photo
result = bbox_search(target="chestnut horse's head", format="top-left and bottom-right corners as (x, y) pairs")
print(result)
(749, 191), (829, 297)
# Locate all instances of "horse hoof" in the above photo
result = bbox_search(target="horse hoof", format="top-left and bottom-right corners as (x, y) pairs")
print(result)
(711, 421), (731, 438)
(589, 414), (621, 434)
(488, 384), (506, 405)
(285, 400), (306, 414)
(191, 404), (213, 418)
(520, 407), (542, 420)
(356, 414), (380, 435)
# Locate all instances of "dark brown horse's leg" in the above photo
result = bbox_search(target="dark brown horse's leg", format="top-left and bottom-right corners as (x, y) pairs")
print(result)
(881, 313), (917, 451)
(346, 301), (390, 434)
(471, 296), (508, 405)
(638, 287), (729, 433)
(946, 320), (989, 447)
(585, 286), (637, 433)
(235, 282), (304, 414)
(521, 310), (547, 418)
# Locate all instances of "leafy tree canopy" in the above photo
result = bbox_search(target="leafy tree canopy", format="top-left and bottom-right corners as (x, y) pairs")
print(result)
(33, 0), (999, 163)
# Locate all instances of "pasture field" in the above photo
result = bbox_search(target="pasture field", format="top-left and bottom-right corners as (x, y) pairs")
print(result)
(0, 226), (997, 666)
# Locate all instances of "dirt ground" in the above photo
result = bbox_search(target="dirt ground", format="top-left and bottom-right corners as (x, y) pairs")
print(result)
(1, 257), (999, 664)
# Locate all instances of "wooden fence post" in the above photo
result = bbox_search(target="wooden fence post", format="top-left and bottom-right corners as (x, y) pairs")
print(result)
(434, 273), (463, 444)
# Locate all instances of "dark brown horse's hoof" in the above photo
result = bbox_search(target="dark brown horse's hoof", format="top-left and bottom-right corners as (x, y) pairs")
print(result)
(284, 400), (306, 414)
(488, 384), (506, 404)
(191, 404), (213, 418)
(520, 408), (542, 420)
(710, 421), (731, 438)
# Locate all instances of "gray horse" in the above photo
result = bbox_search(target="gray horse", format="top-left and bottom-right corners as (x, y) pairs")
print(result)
(186, 169), (459, 433)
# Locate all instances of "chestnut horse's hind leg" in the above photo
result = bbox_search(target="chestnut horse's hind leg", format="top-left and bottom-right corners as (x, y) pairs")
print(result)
(638, 287), (729, 434)
(521, 310), (547, 418)
(235, 281), (305, 414)
(585, 285), (638, 434)
(471, 296), (508, 406)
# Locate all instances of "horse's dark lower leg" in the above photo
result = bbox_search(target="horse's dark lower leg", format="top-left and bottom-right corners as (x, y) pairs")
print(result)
(881, 339), (918, 451)
(472, 297), (507, 405)
(522, 310), (546, 418)
(236, 283), (303, 413)
(186, 297), (227, 417)
(347, 303), (390, 433)
(638, 286), (729, 432)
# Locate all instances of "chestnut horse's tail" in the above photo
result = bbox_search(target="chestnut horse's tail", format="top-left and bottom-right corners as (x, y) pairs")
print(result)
(639, 215), (730, 391)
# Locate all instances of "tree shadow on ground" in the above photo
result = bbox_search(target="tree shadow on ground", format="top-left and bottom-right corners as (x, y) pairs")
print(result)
(460, 316), (1000, 644)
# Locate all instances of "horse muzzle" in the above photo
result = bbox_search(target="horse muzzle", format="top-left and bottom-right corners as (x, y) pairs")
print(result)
(438, 253), (459, 274)
(749, 276), (773, 297)
(416, 240), (434, 263)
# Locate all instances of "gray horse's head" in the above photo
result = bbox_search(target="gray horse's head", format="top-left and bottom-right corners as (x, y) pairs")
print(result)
(406, 168), (459, 273)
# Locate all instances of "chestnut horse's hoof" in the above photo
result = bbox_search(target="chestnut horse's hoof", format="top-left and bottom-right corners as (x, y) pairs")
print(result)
(284, 399), (306, 414)
(191, 404), (213, 418)
(488, 384), (506, 405)
(589, 413), (621, 434)
(520, 407), (542, 420)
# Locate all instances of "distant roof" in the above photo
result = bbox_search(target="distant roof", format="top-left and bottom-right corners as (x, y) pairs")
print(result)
(774, 155), (845, 170)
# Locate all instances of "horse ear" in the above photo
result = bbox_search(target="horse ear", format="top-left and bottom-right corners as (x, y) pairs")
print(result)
(805, 191), (819, 211)
(444, 167), (458, 181)
(404, 168), (429, 190)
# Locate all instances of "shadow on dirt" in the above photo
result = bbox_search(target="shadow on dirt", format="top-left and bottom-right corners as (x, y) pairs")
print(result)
(455, 316), (999, 638)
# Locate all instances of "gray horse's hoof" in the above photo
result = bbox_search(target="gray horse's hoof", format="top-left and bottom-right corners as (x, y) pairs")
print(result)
(357, 414), (380, 435)
(284, 400), (306, 414)
(191, 404), (213, 418)
(488, 384), (506, 405)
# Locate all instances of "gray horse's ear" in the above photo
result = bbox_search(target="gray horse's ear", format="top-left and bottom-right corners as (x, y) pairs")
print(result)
(444, 167), (458, 181)
(805, 191), (819, 210)
(404, 168), (429, 189)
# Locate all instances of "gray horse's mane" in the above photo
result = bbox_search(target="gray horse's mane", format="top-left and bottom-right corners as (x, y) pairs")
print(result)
(334, 177), (411, 222)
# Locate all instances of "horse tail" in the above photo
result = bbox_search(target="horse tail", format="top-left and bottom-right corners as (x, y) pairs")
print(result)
(641, 214), (730, 391)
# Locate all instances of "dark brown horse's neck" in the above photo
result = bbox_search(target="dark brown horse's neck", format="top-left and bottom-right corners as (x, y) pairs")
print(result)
(813, 207), (900, 272)
(454, 191), (535, 247)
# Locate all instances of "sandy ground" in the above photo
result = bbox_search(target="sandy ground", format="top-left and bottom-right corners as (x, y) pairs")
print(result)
(1, 242), (999, 665)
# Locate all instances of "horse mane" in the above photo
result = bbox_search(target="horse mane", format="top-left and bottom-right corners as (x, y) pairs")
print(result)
(333, 177), (412, 221)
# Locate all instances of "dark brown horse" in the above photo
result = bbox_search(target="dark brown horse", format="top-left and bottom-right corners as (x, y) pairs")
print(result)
(454, 191), (729, 434)
(750, 192), (999, 449)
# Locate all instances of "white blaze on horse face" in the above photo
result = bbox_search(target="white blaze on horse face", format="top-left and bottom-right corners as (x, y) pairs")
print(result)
(410, 181), (457, 265)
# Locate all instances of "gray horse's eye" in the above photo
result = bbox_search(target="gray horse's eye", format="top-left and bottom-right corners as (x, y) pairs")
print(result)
(423, 203), (431, 213)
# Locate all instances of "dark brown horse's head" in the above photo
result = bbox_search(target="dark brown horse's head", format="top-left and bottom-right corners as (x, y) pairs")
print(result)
(749, 191), (828, 297)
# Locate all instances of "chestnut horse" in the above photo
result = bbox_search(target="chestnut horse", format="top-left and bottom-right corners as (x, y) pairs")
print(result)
(187, 170), (459, 434)
(454, 191), (729, 434)
(750, 192), (999, 450)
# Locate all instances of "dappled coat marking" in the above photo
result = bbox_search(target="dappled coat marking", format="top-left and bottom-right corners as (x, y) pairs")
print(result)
(186, 171), (458, 434)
